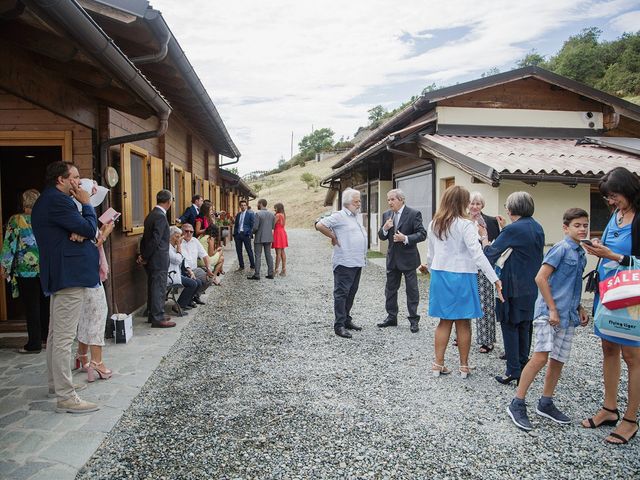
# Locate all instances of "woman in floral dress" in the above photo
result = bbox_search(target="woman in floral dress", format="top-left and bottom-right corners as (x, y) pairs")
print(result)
(0, 189), (49, 353)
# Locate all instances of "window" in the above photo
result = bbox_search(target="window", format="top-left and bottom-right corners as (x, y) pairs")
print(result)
(396, 170), (433, 228)
(170, 163), (184, 224)
(194, 175), (204, 197)
(590, 184), (611, 236)
(121, 144), (163, 234)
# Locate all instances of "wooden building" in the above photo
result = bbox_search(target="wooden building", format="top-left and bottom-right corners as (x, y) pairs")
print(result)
(0, 0), (252, 330)
(322, 67), (640, 262)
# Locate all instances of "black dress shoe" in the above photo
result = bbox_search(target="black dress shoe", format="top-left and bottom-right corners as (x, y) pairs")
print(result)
(377, 318), (398, 328)
(189, 301), (197, 308)
(265, 275), (275, 279)
(247, 275), (260, 280)
(499, 353), (507, 360)
(495, 375), (520, 386)
(334, 326), (352, 338)
(409, 321), (419, 333)
(345, 321), (362, 331)
(194, 297), (206, 305)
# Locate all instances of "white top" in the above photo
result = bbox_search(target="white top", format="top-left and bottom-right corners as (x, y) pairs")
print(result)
(318, 208), (367, 270)
(426, 217), (498, 283)
(168, 244), (183, 286)
(181, 237), (207, 269)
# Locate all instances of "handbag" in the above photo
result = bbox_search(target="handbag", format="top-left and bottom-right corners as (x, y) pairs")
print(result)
(493, 247), (513, 279)
(594, 301), (640, 342)
(584, 265), (599, 294)
(599, 257), (640, 310)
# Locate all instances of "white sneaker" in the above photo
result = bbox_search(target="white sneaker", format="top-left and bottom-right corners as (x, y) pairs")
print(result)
(55, 394), (99, 414)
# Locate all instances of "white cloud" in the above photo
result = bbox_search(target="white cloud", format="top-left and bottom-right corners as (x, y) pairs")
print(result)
(609, 10), (640, 32)
(149, 0), (631, 174)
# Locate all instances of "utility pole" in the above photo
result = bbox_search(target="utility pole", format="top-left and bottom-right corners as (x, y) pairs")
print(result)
(290, 131), (293, 159)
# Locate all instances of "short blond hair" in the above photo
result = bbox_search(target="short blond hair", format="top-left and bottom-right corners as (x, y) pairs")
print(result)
(22, 189), (40, 210)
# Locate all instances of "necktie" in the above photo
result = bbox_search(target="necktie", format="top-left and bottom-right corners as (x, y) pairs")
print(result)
(393, 212), (399, 232)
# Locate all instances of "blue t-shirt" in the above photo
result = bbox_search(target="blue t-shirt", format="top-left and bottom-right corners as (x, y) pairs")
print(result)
(534, 236), (587, 328)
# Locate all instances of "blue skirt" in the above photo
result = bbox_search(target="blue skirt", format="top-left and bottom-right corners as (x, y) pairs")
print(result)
(429, 270), (482, 319)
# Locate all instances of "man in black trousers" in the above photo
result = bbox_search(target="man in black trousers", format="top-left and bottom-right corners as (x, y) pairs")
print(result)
(138, 189), (175, 328)
(377, 188), (427, 333)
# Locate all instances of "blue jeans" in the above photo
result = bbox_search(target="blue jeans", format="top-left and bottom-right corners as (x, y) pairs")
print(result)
(178, 275), (198, 308)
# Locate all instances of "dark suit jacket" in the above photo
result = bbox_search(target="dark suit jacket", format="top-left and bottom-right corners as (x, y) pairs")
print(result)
(234, 209), (255, 238)
(140, 206), (170, 271)
(377, 206), (427, 270)
(481, 213), (500, 242)
(483, 216), (544, 299)
(178, 204), (198, 227)
(32, 186), (99, 295)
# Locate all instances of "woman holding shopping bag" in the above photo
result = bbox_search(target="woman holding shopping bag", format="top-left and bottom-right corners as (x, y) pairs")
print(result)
(581, 166), (640, 445)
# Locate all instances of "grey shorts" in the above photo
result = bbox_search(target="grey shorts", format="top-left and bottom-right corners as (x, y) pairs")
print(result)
(533, 316), (575, 364)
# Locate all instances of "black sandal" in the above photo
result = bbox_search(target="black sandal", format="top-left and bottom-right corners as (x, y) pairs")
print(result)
(583, 406), (620, 429)
(606, 417), (639, 445)
(479, 345), (494, 354)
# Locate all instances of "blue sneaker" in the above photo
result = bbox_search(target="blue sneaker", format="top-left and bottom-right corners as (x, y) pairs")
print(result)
(507, 399), (533, 431)
(536, 399), (571, 424)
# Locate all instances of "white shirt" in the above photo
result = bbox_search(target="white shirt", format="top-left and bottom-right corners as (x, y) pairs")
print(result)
(168, 244), (184, 286)
(426, 217), (498, 282)
(238, 210), (246, 232)
(181, 237), (208, 270)
(319, 208), (367, 270)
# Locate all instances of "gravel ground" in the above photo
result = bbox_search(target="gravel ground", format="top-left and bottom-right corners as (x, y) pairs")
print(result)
(78, 229), (639, 479)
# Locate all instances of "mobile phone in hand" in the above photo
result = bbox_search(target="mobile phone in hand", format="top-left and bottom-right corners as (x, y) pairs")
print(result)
(580, 239), (593, 247)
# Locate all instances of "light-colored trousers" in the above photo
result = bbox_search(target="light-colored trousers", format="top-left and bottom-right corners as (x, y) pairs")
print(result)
(47, 287), (88, 400)
(254, 242), (274, 277)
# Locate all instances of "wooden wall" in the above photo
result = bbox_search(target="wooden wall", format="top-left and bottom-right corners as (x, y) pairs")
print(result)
(439, 78), (604, 112)
(0, 89), (93, 174)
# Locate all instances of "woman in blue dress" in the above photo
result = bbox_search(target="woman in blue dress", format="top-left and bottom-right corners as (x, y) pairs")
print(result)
(426, 186), (503, 379)
(581, 166), (640, 445)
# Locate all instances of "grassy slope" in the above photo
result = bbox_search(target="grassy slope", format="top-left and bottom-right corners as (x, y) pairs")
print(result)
(250, 156), (337, 229)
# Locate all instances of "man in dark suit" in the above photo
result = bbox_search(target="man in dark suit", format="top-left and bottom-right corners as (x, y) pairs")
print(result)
(377, 188), (427, 333)
(178, 194), (203, 227)
(233, 199), (255, 271)
(32, 161), (100, 413)
(139, 190), (175, 328)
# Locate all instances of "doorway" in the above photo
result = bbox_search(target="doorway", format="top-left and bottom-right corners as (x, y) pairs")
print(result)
(0, 145), (61, 324)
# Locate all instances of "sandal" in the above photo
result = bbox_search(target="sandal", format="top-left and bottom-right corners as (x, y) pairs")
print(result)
(431, 363), (451, 378)
(459, 365), (471, 379)
(605, 417), (639, 445)
(479, 345), (494, 354)
(73, 353), (89, 372)
(582, 406), (620, 429)
(452, 338), (458, 347)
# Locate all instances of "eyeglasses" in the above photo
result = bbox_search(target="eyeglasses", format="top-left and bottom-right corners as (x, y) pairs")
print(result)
(602, 194), (620, 202)
(183, 230), (194, 234)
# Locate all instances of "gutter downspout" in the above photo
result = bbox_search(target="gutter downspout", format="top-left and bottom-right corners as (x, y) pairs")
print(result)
(130, 9), (170, 65)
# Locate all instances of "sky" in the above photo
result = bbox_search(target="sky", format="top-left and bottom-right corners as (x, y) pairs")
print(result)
(148, 0), (640, 175)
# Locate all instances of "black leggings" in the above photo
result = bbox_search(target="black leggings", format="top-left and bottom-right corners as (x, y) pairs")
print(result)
(16, 277), (50, 351)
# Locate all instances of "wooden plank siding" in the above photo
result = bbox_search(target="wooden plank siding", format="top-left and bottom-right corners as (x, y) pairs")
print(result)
(0, 90), (93, 173)
(439, 78), (604, 112)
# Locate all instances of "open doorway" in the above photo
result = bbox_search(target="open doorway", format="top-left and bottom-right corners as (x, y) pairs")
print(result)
(0, 145), (61, 323)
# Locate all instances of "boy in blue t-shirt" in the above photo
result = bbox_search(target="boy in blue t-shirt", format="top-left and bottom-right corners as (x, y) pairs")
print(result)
(507, 208), (589, 431)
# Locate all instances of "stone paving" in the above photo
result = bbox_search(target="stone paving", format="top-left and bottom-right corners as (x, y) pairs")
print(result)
(0, 242), (237, 480)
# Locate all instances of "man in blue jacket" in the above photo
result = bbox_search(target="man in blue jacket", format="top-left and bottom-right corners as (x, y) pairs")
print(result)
(32, 161), (100, 414)
(233, 199), (255, 271)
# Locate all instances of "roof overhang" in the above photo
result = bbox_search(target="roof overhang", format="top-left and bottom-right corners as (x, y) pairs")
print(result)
(418, 134), (640, 187)
(83, 3), (241, 158)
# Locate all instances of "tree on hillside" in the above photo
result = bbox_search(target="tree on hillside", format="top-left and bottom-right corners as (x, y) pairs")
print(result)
(368, 105), (387, 124)
(300, 172), (320, 191)
(298, 128), (334, 161)
(517, 50), (545, 67)
(545, 27), (606, 88)
(480, 67), (501, 78)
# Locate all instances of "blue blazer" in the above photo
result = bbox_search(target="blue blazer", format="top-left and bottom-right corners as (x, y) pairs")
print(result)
(483, 216), (544, 299)
(234, 210), (255, 237)
(178, 204), (198, 227)
(32, 187), (99, 295)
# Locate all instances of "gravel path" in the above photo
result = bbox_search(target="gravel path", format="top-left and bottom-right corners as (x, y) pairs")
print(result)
(78, 229), (639, 479)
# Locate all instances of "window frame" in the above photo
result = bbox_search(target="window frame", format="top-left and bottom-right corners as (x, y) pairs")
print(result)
(121, 143), (152, 235)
